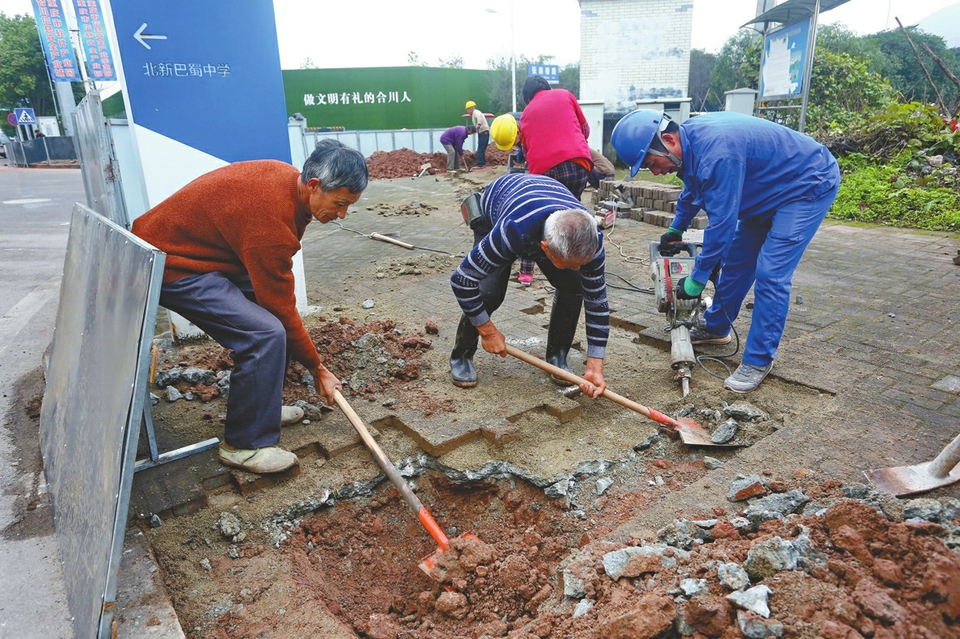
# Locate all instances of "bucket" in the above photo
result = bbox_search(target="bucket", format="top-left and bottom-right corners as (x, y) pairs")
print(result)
(461, 193), (483, 226)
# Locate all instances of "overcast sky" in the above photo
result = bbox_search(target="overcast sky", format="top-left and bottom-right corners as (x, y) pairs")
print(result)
(274, 0), (959, 68)
(4, 0), (958, 68)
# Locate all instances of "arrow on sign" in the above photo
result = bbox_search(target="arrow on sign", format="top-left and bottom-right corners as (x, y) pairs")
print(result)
(134, 23), (167, 50)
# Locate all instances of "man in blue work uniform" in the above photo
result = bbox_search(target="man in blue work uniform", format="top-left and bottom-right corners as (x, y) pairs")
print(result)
(449, 173), (610, 398)
(611, 110), (841, 393)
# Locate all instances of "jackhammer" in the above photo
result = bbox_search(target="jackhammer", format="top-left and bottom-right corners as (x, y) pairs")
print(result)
(650, 239), (704, 397)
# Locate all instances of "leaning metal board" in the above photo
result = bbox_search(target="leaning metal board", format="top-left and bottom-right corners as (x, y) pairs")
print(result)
(39, 203), (164, 639)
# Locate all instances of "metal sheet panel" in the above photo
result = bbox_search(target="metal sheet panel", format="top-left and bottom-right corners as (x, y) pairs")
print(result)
(73, 92), (130, 228)
(39, 204), (164, 639)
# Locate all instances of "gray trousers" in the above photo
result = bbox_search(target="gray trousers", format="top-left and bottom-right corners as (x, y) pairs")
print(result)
(159, 272), (286, 449)
(442, 143), (459, 170)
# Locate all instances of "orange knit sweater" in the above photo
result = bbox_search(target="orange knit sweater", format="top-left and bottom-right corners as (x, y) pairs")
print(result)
(131, 161), (322, 371)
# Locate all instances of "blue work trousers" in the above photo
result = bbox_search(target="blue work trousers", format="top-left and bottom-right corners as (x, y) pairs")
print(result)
(476, 131), (489, 167)
(703, 181), (840, 367)
(159, 272), (286, 449)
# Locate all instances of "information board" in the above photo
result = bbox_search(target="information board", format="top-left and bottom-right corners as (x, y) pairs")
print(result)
(759, 17), (811, 100)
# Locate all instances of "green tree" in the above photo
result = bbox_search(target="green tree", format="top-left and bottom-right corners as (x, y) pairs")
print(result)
(708, 30), (762, 101)
(437, 55), (464, 69)
(407, 51), (428, 67)
(865, 27), (959, 111)
(485, 55), (515, 113)
(1, 13), (87, 135)
(815, 23), (883, 63)
(485, 54), (564, 114)
(803, 50), (898, 135)
(689, 49), (719, 111)
(0, 13), (56, 129)
(559, 62), (579, 99)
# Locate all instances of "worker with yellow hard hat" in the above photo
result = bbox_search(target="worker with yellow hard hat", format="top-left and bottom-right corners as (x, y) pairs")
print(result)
(490, 113), (520, 151)
(465, 100), (490, 168)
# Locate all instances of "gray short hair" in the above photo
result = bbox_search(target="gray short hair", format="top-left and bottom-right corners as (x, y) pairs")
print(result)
(301, 139), (369, 193)
(543, 209), (598, 262)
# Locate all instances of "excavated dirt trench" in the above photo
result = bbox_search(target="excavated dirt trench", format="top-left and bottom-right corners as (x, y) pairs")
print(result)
(142, 314), (960, 639)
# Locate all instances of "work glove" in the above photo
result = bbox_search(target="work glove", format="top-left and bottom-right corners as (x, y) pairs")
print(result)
(659, 227), (684, 255)
(512, 150), (525, 164)
(675, 276), (705, 300)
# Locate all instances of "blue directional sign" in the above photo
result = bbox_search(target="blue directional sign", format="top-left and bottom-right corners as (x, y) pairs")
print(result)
(14, 108), (37, 126)
(528, 64), (560, 84)
(110, 0), (290, 163)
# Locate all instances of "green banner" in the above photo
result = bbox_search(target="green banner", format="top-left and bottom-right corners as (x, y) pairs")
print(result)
(282, 67), (497, 131)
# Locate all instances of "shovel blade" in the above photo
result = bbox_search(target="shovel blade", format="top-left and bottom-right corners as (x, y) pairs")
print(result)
(664, 417), (743, 448)
(418, 532), (481, 582)
(865, 461), (960, 497)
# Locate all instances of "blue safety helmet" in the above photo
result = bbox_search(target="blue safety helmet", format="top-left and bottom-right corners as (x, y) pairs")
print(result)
(611, 109), (674, 177)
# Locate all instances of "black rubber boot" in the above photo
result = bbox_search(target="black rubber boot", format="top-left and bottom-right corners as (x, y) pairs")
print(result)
(450, 315), (479, 388)
(545, 293), (582, 386)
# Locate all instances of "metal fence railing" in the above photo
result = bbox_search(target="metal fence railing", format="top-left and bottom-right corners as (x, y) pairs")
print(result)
(5, 136), (78, 168)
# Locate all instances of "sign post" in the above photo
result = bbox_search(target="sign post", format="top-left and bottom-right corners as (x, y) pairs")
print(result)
(107, 0), (291, 208)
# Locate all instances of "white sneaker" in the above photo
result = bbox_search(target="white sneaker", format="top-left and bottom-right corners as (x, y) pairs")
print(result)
(723, 363), (772, 394)
(219, 445), (299, 474)
(281, 405), (304, 426)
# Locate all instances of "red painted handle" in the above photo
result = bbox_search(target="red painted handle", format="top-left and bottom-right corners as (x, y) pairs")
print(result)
(418, 507), (450, 552)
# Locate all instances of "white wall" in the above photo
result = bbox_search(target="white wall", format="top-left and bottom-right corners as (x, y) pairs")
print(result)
(579, 0), (694, 114)
(579, 101), (605, 152)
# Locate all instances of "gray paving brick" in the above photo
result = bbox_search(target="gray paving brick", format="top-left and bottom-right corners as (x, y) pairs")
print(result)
(881, 386), (945, 411)
(134, 176), (960, 519)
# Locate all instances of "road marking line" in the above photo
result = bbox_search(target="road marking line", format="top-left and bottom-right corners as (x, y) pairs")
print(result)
(0, 275), (61, 359)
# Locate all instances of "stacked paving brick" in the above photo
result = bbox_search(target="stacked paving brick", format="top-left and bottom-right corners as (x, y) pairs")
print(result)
(594, 179), (709, 229)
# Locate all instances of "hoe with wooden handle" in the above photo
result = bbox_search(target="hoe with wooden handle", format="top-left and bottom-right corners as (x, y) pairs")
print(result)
(333, 390), (478, 580)
(504, 344), (738, 448)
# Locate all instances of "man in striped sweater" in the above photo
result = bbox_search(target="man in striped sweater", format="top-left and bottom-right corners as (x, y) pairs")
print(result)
(450, 173), (609, 397)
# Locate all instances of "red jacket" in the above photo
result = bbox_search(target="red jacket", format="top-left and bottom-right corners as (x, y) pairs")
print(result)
(131, 161), (323, 371)
(519, 89), (591, 175)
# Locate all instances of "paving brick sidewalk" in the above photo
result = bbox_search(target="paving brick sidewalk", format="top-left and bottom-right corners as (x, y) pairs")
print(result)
(302, 173), (960, 512)
(121, 171), (959, 636)
(134, 171), (959, 519)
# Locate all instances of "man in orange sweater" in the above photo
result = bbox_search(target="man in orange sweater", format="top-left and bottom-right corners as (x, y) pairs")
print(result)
(132, 139), (369, 474)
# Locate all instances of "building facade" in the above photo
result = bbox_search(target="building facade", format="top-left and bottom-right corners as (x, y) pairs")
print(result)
(579, 0), (694, 115)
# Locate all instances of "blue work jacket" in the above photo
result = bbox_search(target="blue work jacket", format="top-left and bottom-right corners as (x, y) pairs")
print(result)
(671, 112), (840, 285)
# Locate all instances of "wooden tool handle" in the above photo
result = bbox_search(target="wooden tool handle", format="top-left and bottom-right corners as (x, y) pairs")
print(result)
(333, 391), (423, 512)
(371, 233), (415, 250)
(505, 344), (669, 424)
(334, 391), (451, 551)
(931, 432), (960, 478)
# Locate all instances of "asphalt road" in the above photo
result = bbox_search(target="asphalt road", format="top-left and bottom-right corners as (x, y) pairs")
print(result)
(0, 165), (84, 639)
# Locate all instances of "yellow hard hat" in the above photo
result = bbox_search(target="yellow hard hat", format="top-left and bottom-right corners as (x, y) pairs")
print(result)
(465, 100), (477, 109)
(490, 114), (518, 151)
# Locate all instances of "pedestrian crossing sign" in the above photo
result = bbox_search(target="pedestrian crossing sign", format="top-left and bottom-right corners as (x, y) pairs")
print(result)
(14, 108), (37, 126)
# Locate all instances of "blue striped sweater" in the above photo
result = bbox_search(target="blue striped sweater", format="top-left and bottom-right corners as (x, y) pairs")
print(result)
(450, 174), (610, 359)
